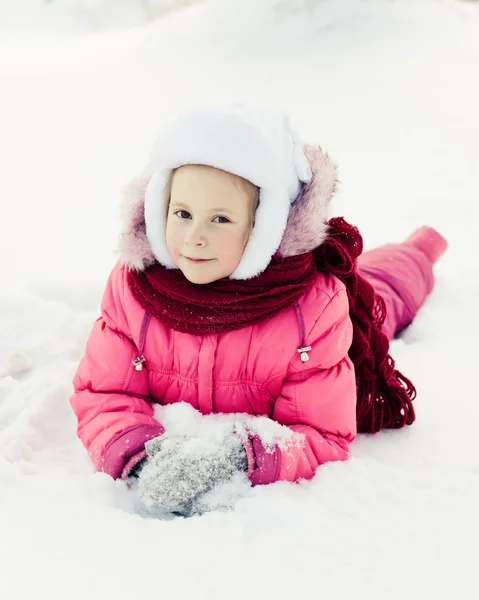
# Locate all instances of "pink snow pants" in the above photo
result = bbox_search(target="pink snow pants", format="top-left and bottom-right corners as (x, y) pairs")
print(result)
(358, 242), (435, 341)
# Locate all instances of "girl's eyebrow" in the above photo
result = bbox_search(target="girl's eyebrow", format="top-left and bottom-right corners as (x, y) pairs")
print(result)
(170, 201), (237, 216)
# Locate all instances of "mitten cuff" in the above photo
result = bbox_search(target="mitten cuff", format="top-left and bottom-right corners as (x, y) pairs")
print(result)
(242, 438), (256, 478)
(103, 424), (165, 479)
(248, 435), (281, 487)
(121, 450), (148, 480)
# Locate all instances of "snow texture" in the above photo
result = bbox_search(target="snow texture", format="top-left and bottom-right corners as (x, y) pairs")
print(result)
(0, 0), (204, 37)
(154, 399), (301, 448)
(0, 0), (479, 599)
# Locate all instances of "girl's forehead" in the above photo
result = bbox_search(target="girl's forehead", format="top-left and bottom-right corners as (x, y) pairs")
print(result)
(171, 165), (257, 206)
(173, 164), (244, 186)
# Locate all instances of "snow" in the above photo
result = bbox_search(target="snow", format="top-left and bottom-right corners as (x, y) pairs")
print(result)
(0, 0), (203, 38)
(1, 0), (479, 598)
(154, 400), (301, 449)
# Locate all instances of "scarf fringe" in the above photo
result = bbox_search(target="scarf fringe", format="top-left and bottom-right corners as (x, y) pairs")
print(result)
(314, 217), (417, 434)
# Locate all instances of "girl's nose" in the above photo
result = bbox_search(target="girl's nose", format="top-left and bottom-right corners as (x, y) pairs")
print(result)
(185, 225), (207, 247)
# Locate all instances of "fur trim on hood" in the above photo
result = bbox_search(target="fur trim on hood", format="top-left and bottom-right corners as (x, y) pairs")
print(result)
(116, 144), (337, 274)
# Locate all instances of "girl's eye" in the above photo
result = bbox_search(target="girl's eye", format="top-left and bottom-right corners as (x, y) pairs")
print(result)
(213, 216), (231, 224)
(175, 210), (192, 220)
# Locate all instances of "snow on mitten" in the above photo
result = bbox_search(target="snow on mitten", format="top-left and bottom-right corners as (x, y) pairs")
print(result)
(137, 430), (247, 516)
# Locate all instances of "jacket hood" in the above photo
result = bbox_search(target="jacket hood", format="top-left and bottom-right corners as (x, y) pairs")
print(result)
(116, 144), (337, 274)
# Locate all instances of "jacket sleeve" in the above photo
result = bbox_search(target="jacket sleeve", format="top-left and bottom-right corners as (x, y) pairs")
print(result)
(272, 288), (357, 483)
(70, 263), (164, 479)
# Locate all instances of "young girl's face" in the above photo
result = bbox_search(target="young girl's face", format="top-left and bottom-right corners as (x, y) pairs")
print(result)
(165, 164), (257, 285)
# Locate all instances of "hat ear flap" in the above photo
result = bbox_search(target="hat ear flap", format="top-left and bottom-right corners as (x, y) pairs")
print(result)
(144, 170), (177, 270)
(230, 186), (290, 280)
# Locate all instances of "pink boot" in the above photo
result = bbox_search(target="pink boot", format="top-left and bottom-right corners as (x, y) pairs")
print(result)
(404, 226), (448, 264)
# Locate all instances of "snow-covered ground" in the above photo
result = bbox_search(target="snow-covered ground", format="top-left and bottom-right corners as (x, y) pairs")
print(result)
(1, 0), (478, 598)
(0, 0), (204, 37)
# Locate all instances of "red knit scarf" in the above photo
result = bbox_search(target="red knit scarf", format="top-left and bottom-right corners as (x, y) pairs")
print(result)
(127, 217), (416, 434)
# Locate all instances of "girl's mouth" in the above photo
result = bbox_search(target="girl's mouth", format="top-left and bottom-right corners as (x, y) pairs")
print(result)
(184, 256), (214, 263)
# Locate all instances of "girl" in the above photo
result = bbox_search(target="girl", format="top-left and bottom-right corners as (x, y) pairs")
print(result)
(70, 103), (447, 515)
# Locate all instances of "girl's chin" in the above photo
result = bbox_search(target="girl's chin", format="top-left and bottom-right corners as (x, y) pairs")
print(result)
(170, 256), (239, 284)
(183, 274), (216, 285)
(177, 265), (215, 285)
(180, 267), (234, 285)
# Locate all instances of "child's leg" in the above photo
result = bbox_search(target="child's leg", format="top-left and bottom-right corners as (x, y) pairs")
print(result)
(357, 227), (448, 341)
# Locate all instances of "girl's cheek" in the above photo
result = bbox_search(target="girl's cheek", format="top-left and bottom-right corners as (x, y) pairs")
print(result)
(166, 222), (182, 253)
(219, 227), (249, 254)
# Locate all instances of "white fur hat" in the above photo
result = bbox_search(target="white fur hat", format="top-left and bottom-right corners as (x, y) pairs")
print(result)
(144, 102), (313, 280)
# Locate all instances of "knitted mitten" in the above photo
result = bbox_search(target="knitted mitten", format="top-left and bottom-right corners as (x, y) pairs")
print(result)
(138, 430), (247, 516)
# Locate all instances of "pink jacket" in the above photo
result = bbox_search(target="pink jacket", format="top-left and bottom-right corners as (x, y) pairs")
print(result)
(70, 145), (358, 483)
